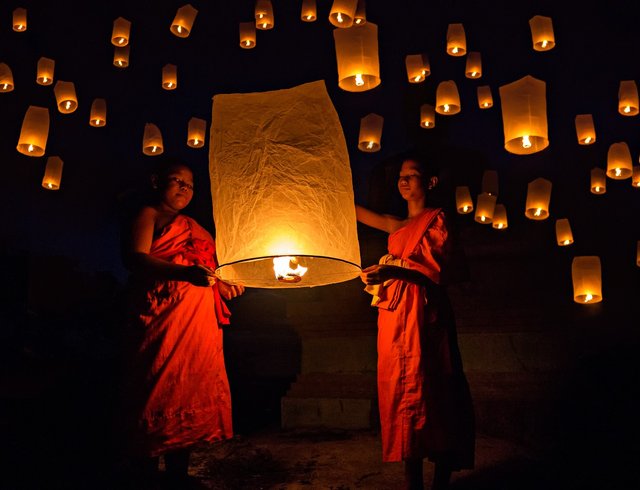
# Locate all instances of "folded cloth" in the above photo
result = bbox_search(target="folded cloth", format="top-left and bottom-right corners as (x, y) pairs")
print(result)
(364, 254), (406, 306)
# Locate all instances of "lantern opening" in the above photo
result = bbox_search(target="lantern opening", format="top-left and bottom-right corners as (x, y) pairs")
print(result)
(273, 256), (308, 283)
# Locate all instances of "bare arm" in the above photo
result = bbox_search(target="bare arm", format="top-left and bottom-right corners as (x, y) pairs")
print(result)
(355, 204), (404, 234)
(360, 264), (434, 287)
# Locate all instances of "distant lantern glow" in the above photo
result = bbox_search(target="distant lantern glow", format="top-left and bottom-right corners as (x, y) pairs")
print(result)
(354, 0), (367, 25)
(555, 218), (574, 246)
(420, 104), (435, 128)
(572, 256), (602, 304)
(499, 75), (548, 154)
(239, 22), (256, 48)
(465, 51), (482, 79)
(329, 0), (357, 28)
(113, 45), (130, 68)
(455, 186), (474, 214)
(474, 192), (497, 224)
(255, 0), (274, 30)
(481, 170), (499, 196)
(492, 204), (508, 230)
(333, 22), (380, 92)
(301, 0), (317, 21)
(525, 177), (552, 220)
(111, 17), (131, 46)
(162, 64), (178, 90)
(0, 63), (14, 92)
(477, 85), (493, 108)
(446, 23), (466, 56)
(13, 7), (27, 32)
(632, 165), (640, 187)
(637, 241), (640, 267)
(89, 98), (107, 127)
(170, 4), (198, 37)
(187, 117), (206, 148)
(590, 167), (606, 194)
(436, 80), (461, 115)
(575, 114), (596, 145)
(53, 81), (78, 114)
(358, 113), (383, 152)
(36, 57), (55, 85)
(606, 141), (632, 180)
(618, 80), (639, 116)
(17, 106), (49, 157)
(405, 53), (430, 83)
(42, 156), (63, 190)
(142, 123), (164, 156)
(529, 15), (555, 51)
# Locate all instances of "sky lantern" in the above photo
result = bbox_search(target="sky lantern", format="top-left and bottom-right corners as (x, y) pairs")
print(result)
(53, 81), (78, 114)
(405, 53), (430, 83)
(13, 8), (27, 32)
(575, 114), (595, 145)
(162, 64), (178, 90)
(0, 63), (14, 92)
(481, 169), (498, 196)
(455, 186), (473, 214)
(632, 165), (640, 188)
(329, 0), (357, 28)
(358, 113), (383, 152)
(111, 17), (131, 46)
(446, 23), (466, 56)
(499, 75), (548, 154)
(529, 15), (555, 51)
(209, 80), (361, 288)
(301, 0), (317, 22)
(42, 156), (63, 190)
(618, 80), (638, 116)
(333, 22), (380, 92)
(474, 192), (497, 224)
(89, 98), (107, 127)
(590, 167), (606, 194)
(435, 80), (461, 115)
(477, 85), (493, 108)
(525, 177), (551, 220)
(170, 4), (198, 37)
(255, 0), (274, 30)
(420, 103), (435, 128)
(17, 106), (49, 157)
(113, 45), (130, 68)
(465, 51), (482, 79)
(36, 57), (55, 85)
(637, 241), (640, 267)
(572, 256), (602, 304)
(555, 218), (574, 246)
(492, 204), (508, 230)
(606, 142), (632, 179)
(239, 22), (256, 48)
(187, 117), (206, 148)
(142, 123), (164, 155)
(354, 0), (367, 25)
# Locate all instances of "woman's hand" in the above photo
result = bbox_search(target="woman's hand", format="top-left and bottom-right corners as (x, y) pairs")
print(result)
(182, 264), (216, 287)
(218, 280), (246, 300)
(360, 264), (395, 285)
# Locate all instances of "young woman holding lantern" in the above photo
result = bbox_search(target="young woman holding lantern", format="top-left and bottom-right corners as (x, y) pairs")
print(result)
(356, 153), (475, 490)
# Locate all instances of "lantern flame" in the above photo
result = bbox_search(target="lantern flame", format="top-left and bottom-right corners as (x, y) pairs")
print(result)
(624, 106), (631, 114)
(584, 293), (593, 303)
(167, 82), (174, 88)
(471, 71), (477, 77)
(355, 18), (362, 24)
(614, 168), (622, 177)
(452, 46), (459, 54)
(534, 208), (542, 217)
(423, 121), (431, 127)
(2, 83), (7, 90)
(414, 75), (421, 82)
(483, 102), (489, 107)
(151, 146), (158, 153)
(64, 101), (71, 110)
(17, 24), (24, 30)
(366, 141), (374, 149)
(245, 40), (251, 46)
(355, 74), (364, 86)
(28, 144), (34, 153)
(47, 182), (52, 189)
(563, 239), (570, 245)
(95, 119), (102, 125)
(541, 39), (548, 48)
(480, 215), (486, 222)
(497, 223), (504, 229)
(595, 186), (601, 192)
(262, 22), (267, 28)
(584, 136), (592, 144)
(463, 205), (470, 212)
(443, 104), (450, 113)
(117, 60), (123, 66)
(43, 77), (48, 83)
(118, 37), (124, 44)
(258, 13), (264, 19)
(273, 256), (308, 283)
(177, 25), (182, 33)
(306, 15), (312, 20)
(522, 135), (532, 148)
(337, 12), (343, 23)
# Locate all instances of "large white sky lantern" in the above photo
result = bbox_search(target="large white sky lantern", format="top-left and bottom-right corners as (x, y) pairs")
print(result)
(209, 80), (361, 288)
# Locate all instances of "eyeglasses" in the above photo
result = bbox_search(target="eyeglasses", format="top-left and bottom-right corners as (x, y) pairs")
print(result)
(398, 174), (422, 183)
(168, 176), (194, 191)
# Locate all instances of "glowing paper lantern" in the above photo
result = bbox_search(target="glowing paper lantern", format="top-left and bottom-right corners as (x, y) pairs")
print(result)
(420, 104), (435, 128)
(465, 51), (482, 79)
(481, 170), (498, 196)
(477, 85), (493, 108)
(142, 123), (164, 156)
(446, 23), (466, 56)
(112, 17), (131, 46)
(333, 22), (380, 92)
(590, 167), (606, 194)
(529, 15), (555, 51)
(405, 53), (430, 83)
(637, 241), (640, 267)
(354, 0), (367, 25)
(170, 4), (198, 37)
(455, 186), (473, 214)
(36, 57), (55, 85)
(187, 117), (206, 148)
(42, 156), (63, 190)
(301, 0), (317, 22)
(499, 75), (548, 154)
(255, 0), (274, 30)
(436, 80), (461, 115)
(492, 204), (508, 230)
(0, 63), (14, 92)
(17, 106), (49, 157)
(53, 81), (78, 114)
(575, 114), (595, 145)
(13, 8), (27, 32)
(329, 0), (357, 28)
(90, 98), (107, 127)
(239, 22), (256, 49)
(209, 80), (361, 288)
(525, 177), (551, 220)
(606, 142), (632, 180)
(113, 46), (130, 68)
(475, 192), (497, 224)
(572, 256), (602, 304)
(555, 218), (574, 246)
(632, 165), (640, 188)
(618, 80), (638, 116)
(358, 113), (383, 152)
(162, 64), (178, 90)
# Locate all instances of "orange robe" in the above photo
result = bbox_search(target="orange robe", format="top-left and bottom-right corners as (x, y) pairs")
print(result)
(375, 208), (475, 467)
(122, 214), (233, 458)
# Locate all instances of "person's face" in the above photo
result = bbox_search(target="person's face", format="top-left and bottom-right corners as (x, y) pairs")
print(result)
(159, 165), (194, 212)
(397, 159), (426, 201)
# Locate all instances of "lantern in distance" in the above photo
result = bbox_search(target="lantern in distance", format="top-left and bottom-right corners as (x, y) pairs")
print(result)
(36, 57), (55, 85)
(572, 256), (602, 304)
(187, 117), (206, 148)
(42, 156), (63, 190)
(142, 123), (164, 155)
(53, 81), (78, 114)
(420, 104), (435, 128)
(436, 80), (461, 115)
(13, 7), (27, 31)
(555, 218), (574, 246)
(618, 80), (638, 116)
(358, 113), (383, 152)
(89, 98), (107, 127)
(590, 167), (606, 194)
(525, 177), (551, 220)
(492, 204), (508, 230)
(481, 169), (498, 196)
(113, 45), (130, 68)
(255, 0), (274, 30)
(170, 4), (198, 37)
(455, 186), (473, 214)
(0, 63), (14, 92)
(465, 51), (482, 79)
(329, 0), (357, 28)
(446, 23), (466, 56)
(405, 53), (430, 83)
(575, 114), (595, 145)
(637, 241), (640, 267)
(333, 22), (380, 92)
(632, 165), (640, 187)
(529, 15), (555, 51)
(239, 22), (256, 49)
(477, 85), (493, 109)
(301, 0), (317, 22)
(354, 0), (367, 25)
(17, 106), (49, 157)
(474, 192), (497, 224)
(606, 141), (632, 179)
(112, 17), (131, 46)
(499, 75), (548, 154)
(162, 64), (178, 90)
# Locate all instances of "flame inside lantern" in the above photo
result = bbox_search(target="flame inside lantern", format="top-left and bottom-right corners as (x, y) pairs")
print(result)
(273, 256), (308, 283)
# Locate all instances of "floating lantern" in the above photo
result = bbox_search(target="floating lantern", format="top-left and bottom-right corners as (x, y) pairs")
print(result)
(13, 7), (27, 32)
(481, 169), (498, 196)
(301, 0), (317, 22)
(572, 256), (602, 304)
(255, 0), (274, 30)
(465, 51), (482, 79)
(492, 204), (508, 230)
(529, 15), (555, 51)
(590, 167), (606, 194)
(420, 103), (435, 128)
(436, 80), (461, 115)
(354, 0), (367, 25)
(575, 114), (595, 145)
(446, 23), (466, 56)
(170, 4), (198, 37)
(89, 99), (107, 127)
(53, 81), (78, 114)
(36, 57), (55, 85)
(210, 80), (361, 288)
(606, 141), (632, 179)
(477, 85), (493, 108)
(239, 22), (256, 49)
(555, 218), (574, 246)
(162, 64), (178, 90)
(329, 0), (357, 28)
(499, 75), (548, 154)
(111, 17), (131, 46)
(474, 192), (497, 224)
(618, 80), (638, 116)
(0, 63), (14, 92)
(405, 53), (430, 83)
(455, 186), (473, 214)
(333, 22), (380, 92)
(17, 106), (49, 157)
(358, 113), (383, 152)
(187, 117), (206, 148)
(525, 177), (551, 220)
(113, 45), (130, 68)
(142, 123), (164, 155)
(42, 156), (63, 190)
(632, 165), (640, 187)
(637, 241), (640, 267)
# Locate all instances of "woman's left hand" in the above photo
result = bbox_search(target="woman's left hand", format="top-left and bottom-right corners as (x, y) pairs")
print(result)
(360, 264), (394, 285)
(218, 280), (245, 300)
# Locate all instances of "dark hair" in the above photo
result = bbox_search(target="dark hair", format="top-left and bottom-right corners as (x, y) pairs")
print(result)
(397, 150), (440, 180)
(151, 155), (193, 180)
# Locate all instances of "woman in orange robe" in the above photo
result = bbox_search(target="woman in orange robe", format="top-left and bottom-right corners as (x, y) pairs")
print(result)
(356, 154), (475, 490)
(120, 157), (244, 487)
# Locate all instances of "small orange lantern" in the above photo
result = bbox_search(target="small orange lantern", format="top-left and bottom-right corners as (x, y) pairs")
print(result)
(42, 156), (63, 190)
(113, 45), (130, 68)
(455, 186), (473, 214)
(435, 80), (461, 115)
(90, 99), (107, 127)
(632, 165), (640, 188)
(465, 51), (482, 79)
(301, 0), (317, 22)
(555, 218), (574, 246)
(590, 167), (606, 194)
(255, 0), (274, 30)
(13, 7), (27, 32)
(525, 177), (551, 220)
(492, 204), (508, 230)
(477, 86), (493, 109)
(239, 22), (256, 49)
(333, 22), (380, 92)
(618, 80), (639, 116)
(446, 23), (466, 56)
(170, 4), (198, 38)
(142, 123), (164, 156)
(637, 241), (640, 267)
(0, 63), (14, 92)
(354, 0), (367, 25)
(36, 57), (55, 85)
(53, 81), (78, 114)
(112, 17), (131, 47)
(474, 192), (497, 224)
(575, 114), (596, 145)
(572, 256), (602, 304)
(481, 169), (498, 196)
(162, 64), (178, 90)
(420, 104), (435, 128)
(17, 106), (49, 157)
(187, 117), (206, 148)
(606, 142), (632, 180)
(329, 0), (357, 28)
(529, 15), (555, 51)
(358, 113), (383, 152)
(405, 53), (430, 83)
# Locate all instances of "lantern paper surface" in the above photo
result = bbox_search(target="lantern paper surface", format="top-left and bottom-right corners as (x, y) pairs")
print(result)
(112, 17), (131, 46)
(475, 192), (496, 224)
(329, 0), (357, 28)
(492, 204), (508, 230)
(209, 80), (361, 288)
(618, 80), (638, 116)
(42, 156), (63, 190)
(171, 4), (198, 38)
(481, 170), (498, 196)
(590, 167), (606, 194)
(405, 54), (430, 83)
(17, 106), (49, 157)
(436, 80), (461, 115)
(142, 123), (164, 155)
(358, 113), (383, 152)
(13, 8), (27, 31)
(477, 85), (493, 109)
(0, 63), (14, 92)
(90, 98), (107, 127)
(301, 0), (317, 21)
(333, 22), (380, 92)
(575, 114), (595, 145)
(455, 186), (473, 214)
(113, 46), (130, 68)
(446, 23), (466, 56)
(606, 141), (632, 179)
(187, 117), (206, 148)
(239, 22), (256, 49)
(37, 57), (55, 85)
(555, 218), (574, 246)
(420, 104), (435, 128)
(529, 15), (555, 51)
(255, 0), (274, 30)
(53, 81), (78, 114)
(572, 256), (602, 304)
(465, 52), (482, 79)
(525, 177), (551, 220)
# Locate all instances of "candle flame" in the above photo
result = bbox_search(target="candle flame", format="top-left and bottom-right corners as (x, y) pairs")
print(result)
(480, 215), (486, 222)
(624, 106), (631, 113)
(584, 293), (593, 303)
(245, 40), (251, 46)
(151, 146), (158, 153)
(167, 82), (174, 88)
(614, 168), (622, 177)
(47, 182), (53, 189)
(95, 119), (102, 126)
(43, 77), (48, 83)
(355, 74), (364, 86)
(28, 144), (34, 153)
(534, 208), (542, 217)
(471, 71), (477, 77)
(584, 136), (592, 144)
(414, 75), (422, 82)
(262, 22), (267, 28)
(273, 256), (308, 283)
(443, 104), (450, 113)
(541, 39), (548, 48)
(366, 141), (374, 150)
(497, 223), (504, 229)
(117, 60), (123, 66)
(65, 101), (71, 110)
(522, 135), (532, 148)
(463, 205), (469, 212)
(2, 83), (7, 90)
(258, 13), (264, 19)
(306, 15), (312, 20)
(177, 25), (182, 33)
(594, 186), (601, 193)
(563, 239), (571, 245)
(193, 138), (199, 146)
(423, 121), (431, 127)
(118, 37), (124, 45)
(17, 24), (24, 30)
(355, 18), (362, 24)
(451, 46), (459, 54)
(336, 12), (343, 23)
(483, 102), (489, 107)
(421, 69), (427, 75)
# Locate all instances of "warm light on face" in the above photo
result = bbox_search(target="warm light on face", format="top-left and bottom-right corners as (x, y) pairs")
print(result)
(273, 256), (308, 283)
(522, 135), (532, 148)
(354, 74), (364, 86)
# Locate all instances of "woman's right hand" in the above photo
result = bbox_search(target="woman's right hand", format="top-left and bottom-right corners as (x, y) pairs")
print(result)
(182, 264), (216, 287)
